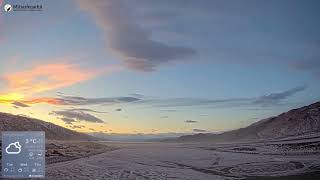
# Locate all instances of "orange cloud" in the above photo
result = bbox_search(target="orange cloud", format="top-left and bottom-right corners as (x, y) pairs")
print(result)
(23, 97), (65, 105)
(3, 62), (112, 94)
(0, 60), (122, 106)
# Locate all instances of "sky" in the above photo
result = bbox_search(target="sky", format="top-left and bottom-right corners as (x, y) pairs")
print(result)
(0, 0), (320, 135)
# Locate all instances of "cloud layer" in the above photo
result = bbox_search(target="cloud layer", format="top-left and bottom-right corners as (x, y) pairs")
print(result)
(12, 101), (30, 108)
(24, 95), (141, 106)
(77, 0), (195, 71)
(2, 61), (105, 94)
(292, 58), (320, 77)
(193, 129), (207, 133)
(0, 58), (122, 108)
(7, 86), (305, 109)
(51, 110), (105, 124)
(65, 108), (108, 114)
(253, 85), (307, 106)
(185, 120), (197, 123)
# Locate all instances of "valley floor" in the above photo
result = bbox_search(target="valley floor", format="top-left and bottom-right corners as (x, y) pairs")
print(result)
(45, 137), (320, 180)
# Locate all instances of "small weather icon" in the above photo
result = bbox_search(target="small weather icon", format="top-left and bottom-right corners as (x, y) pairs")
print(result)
(5, 142), (22, 154)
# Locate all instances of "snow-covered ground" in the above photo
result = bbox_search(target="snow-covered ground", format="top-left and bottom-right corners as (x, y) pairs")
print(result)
(46, 140), (320, 180)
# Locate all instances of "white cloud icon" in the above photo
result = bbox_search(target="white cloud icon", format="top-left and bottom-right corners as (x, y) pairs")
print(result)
(5, 142), (22, 154)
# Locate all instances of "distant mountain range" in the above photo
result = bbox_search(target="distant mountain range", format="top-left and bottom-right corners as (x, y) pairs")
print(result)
(89, 132), (187, 142)
(177, 101), (320, 142)
(1, 101), (319, 142)
(0, 112), (97, 141)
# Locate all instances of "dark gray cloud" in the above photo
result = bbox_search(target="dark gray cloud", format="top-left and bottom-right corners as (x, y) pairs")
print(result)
(139, 97), (251, 107)
(185, 120), (197, 123)
(45, 95), (141, 106)
(292, 58), (320, 76)
(253, 85), (307, 106)
(77, 0), (195, 71)
(130, 93), (145, 98)
(293, 58), (320, 71)
(140, 86), (307, 108)
(115, 108), (122, 112)
(193, 129), (207, 133)
(74, 0), (320, 78)
(160, 110), (178, 112)
(68, 125), (85, 129)
(60, 117), (76, 125)
(66, 108), (108, 114)
(12, 101), (30, 108)
(51, 110), (105, 123)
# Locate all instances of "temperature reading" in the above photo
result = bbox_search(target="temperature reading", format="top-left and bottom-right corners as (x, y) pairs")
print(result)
(26, 139), (38, 144)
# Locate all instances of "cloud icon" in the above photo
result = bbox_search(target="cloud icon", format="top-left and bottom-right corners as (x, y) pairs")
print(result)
(5, 142), (22, 154)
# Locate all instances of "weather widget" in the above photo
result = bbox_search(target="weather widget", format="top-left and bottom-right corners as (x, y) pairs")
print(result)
(2, 131), (45, 178)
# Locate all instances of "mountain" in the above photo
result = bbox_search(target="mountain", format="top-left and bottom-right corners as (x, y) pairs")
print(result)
(177, 101), (320, 142)
(0, 112), (97, 141)
(89, 132), (187, 142)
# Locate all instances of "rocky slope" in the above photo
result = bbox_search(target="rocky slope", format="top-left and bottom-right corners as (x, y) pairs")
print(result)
(178, 101), (320, 142)
(0, 112), (97, 141)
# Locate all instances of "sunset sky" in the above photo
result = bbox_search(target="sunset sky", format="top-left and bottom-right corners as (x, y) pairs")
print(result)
(1, 0), (320, 135)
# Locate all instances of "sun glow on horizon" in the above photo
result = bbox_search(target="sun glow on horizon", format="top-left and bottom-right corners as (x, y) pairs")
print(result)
(0, 92), (25, 104)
